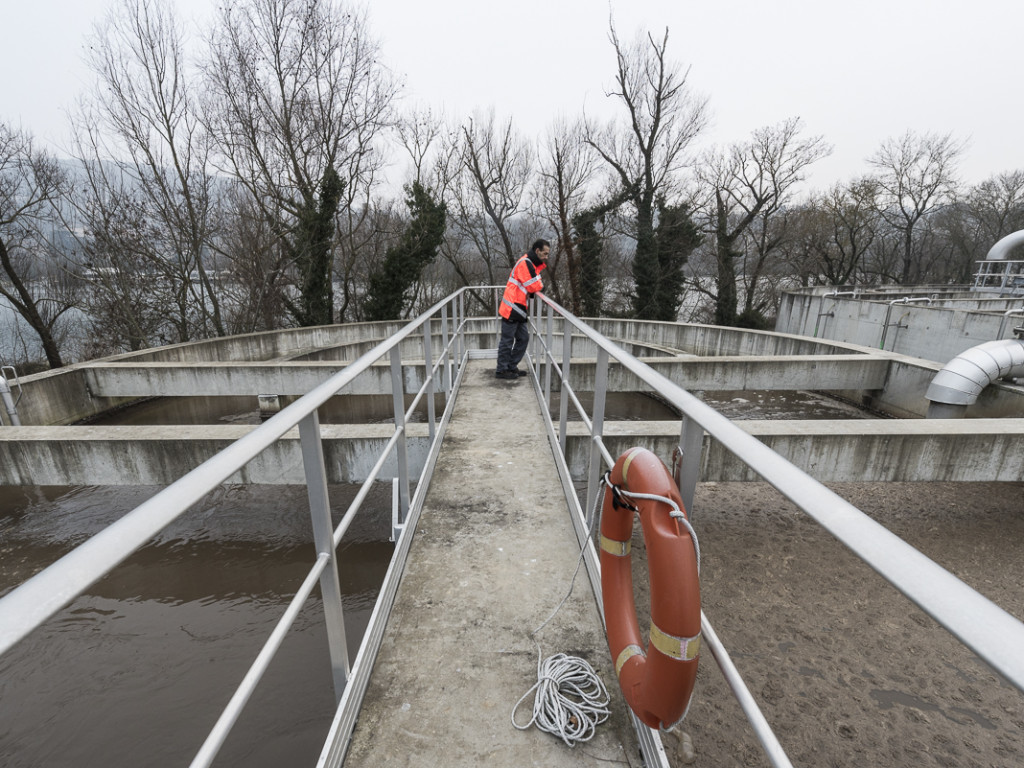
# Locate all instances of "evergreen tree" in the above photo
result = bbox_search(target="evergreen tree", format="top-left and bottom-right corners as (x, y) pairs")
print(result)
(363, 182), (447, 321)
(631, 200), (702, 321)
(572, 208), (604, 317)
(287, 165), (344, 327)
(652, 199), (702, 320)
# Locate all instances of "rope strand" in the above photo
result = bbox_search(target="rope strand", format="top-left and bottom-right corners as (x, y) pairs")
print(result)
(510, 476), (612, 746)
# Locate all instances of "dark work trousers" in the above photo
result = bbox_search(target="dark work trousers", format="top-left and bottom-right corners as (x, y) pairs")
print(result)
(496, 318), (530, 372)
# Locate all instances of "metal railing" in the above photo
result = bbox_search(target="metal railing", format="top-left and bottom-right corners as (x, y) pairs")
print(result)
(522, 292), (1024, 768)
(0, 289), (472, 768)
(4, 286), (1024, 768)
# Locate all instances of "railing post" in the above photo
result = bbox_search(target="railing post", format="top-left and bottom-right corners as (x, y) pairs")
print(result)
(494, 288), (503, 353)
(298, 411), (350, 701)
(390, 347), (411, 526)
(543, 302), (555, 409)
(457, 292), (466, 364)
(423, 320), (436, 443)
(674, 415), (704, 519)
(440, 304), (452, 397)
(0, 367), (22, 426)
(532, 296), (541, 378)
(584, 347), (610, 528)
(558, 324), (571, 455)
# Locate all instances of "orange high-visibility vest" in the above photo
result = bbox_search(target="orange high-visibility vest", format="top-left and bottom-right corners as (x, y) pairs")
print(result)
(499, 253), (545, 320)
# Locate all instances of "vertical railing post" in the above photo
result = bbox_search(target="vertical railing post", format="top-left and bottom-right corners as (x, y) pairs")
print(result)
(675, 415), (704, 519)
(457, 291), (466, 365)
(532, 296), (542, 378)
(298, 411), (350, 701)
(423, 320), (436, 443)
(494, 288), (503, 354)
(390, 347), (411, 527)
(584, 347), (610, 528)
(558, 324), (572, 456)
(543, 302), (555, 407)
(440, 304), (452, 397)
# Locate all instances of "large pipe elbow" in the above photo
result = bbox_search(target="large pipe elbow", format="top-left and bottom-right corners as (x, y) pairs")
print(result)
(926, 339), (1024, 417)
(985, 229), (1024, 261)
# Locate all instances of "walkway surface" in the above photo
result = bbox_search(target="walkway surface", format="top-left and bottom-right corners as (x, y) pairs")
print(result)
(343, 359), (640, 766)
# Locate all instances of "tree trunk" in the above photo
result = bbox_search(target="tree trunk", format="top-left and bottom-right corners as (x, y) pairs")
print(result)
(714, 194), (739, 326)
(0, 238), (64, 368)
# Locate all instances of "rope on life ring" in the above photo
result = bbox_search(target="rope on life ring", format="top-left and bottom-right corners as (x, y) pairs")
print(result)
(600, 446), (701, 731)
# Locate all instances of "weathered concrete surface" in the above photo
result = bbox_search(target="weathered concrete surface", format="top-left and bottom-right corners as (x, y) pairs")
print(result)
(0, 424), (431, 485)
(4, 418), (1024, 485)
(343, 360), (639, 767)
(566, 418), (1024, 483)
(78, 354), (886, 398)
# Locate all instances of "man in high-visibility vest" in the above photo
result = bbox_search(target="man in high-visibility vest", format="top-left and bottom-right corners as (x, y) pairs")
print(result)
(496, 239), (550, 380)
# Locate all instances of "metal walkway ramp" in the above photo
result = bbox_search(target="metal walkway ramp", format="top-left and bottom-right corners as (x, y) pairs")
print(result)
(343, 359), (639, 765)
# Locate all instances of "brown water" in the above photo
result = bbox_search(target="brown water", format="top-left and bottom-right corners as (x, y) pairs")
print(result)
(0, 483), (393, 767)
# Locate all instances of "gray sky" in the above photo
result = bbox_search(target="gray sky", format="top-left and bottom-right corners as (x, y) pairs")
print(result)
(4, 0), (1022, 192)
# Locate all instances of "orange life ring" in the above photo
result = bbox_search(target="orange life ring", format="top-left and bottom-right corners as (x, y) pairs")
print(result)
(600, 447), (701, 730)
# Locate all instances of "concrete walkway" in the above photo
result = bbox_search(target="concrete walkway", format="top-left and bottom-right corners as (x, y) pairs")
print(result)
(343, 359), (640, 767)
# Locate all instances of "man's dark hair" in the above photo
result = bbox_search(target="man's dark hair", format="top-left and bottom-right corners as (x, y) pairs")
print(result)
(531, 238), (551, 254)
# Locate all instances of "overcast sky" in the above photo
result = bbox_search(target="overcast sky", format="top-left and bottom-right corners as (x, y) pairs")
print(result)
(4, 0), (1022, 193)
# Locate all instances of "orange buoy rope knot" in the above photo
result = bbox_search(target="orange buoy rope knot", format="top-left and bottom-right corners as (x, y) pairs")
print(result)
(599, 447), (702, 731)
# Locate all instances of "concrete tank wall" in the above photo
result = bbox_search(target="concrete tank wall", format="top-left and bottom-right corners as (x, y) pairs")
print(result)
(778, 290), (1024, 363)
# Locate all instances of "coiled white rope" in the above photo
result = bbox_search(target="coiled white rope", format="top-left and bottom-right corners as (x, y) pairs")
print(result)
(511, 479), (611, 747)
(511, 651), (611, 747)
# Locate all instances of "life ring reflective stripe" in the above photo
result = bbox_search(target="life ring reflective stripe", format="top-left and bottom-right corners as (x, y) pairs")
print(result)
(600, 447), (701, 730)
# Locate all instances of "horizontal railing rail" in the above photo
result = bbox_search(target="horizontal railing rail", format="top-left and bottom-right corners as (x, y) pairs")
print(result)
(5, 283), (1023, 768)
(525, 292), (1024, 768)
(0, 288), (471, 768)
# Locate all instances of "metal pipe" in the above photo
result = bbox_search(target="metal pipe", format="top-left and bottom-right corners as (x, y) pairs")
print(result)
(926, 338), (1024, 417)
(985, 229), (1024, 260)
(879, 297), (932, 350)
(996, 308), (1024, 340)
(299, 411), (350, 700)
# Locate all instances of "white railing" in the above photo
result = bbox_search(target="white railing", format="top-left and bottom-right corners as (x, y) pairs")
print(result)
(0, 289), (471, 768)
(523, 293), (1024, 768)
(3, 286), (1023, 768)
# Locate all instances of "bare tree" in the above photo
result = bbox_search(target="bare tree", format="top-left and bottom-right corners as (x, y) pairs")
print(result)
(586, 24), (709, 319)
(215, 182), (291, 332)
(534, 118), (599, 311)
(203, 0), (397, 326)
(695, 117), (830, 326)
(431, 110), (534, 314)
(459, 110), (533, 270)
(867, 130), (966, 283)
(779, 177), (882, 287)
(0, 122), (74, 368)
(75, 174), (169, 354)
(937, 170), (1024, 283)
(78, 0), (224, 345)
(397, 106), (446, 188)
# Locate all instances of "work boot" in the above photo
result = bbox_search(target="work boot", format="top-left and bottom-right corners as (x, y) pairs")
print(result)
(496, 370), (518, 380)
